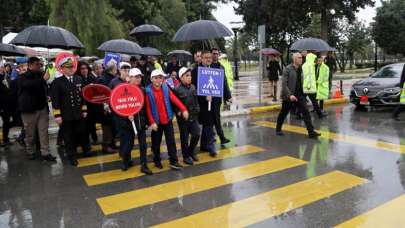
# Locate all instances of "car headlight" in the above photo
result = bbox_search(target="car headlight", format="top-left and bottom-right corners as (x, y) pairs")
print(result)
(383, 87), (401, 94)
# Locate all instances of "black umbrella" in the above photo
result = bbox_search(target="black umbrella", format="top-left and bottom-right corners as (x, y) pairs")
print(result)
(97, 39), (144, 55)
(142, 47), (162, 56)
(130, 24), (164, 37)
(167, 50), (192, 60)
(0, 43), (26, 56)
(172, 20), (233, 42)
(290, 38), (331, 52)
(10, 25), (84, 49)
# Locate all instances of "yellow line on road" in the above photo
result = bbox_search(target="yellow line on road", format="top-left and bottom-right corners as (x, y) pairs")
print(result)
(335, 194), (405, 228)
(83, 145), (264, 186)
(97, 156), (306, 215)
(255, 121), (405, 154)
(152, 171), (367, 228)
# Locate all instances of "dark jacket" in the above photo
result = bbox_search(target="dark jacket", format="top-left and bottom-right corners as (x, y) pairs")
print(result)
(281, 64), (304, 101)
(51, 75), (86, 122)
(110, 78), (148, 131)
(266, 60), (281, 81)
(191, 63), (232, 125)
(81, 74), (102, 122)
(18, 70), (48, 113)
(98, 71), (116, 86)
(139, 63), (154, 86)
(165, 62), (181, 75)
(174, 82), (200, 122)
(0, 74), (18, 113)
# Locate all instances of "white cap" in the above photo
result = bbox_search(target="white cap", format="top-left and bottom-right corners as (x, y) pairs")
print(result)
(129, 68), (143, 77)
(120, 62), (131, 69)
(178, 67), (191, 78)
(150, 69), (166, 79)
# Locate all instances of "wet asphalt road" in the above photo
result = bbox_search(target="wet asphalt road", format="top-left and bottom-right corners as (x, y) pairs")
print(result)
(1, 103), (405, 228)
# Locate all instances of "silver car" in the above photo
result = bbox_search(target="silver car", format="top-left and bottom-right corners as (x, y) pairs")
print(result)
(350, 63), (404, 107)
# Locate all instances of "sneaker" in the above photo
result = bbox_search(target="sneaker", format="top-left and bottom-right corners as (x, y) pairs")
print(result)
(154, 161), (163, 169)
(121, 161), (129, 171)
(0, 141), (11, 147)
(16, 138), (25, 147)
(140, 164), (153, 175)
(393, 115), (401, 121)
(209, 151), (217, 158)
(170, 162), (183, 170)
(190, 154), (199, 162)
(42, 154), (57, 162)
(220, 138), (231, 145)
(308, 131), (321, 139)
(102, 147), (115, 154)
(183, 157), (194, 165)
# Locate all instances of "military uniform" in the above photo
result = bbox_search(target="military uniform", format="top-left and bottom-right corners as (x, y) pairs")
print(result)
(51, 75), (91, 163)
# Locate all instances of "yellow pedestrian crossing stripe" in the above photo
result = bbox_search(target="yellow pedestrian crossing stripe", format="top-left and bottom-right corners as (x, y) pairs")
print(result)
(152, 171), (367, 228)
(97, 156), (307, 215)
(255, 121), (405, 154)
(83, 145), (264, 186)
(335, 194), (405, 228)
(77, 143), (181, 167)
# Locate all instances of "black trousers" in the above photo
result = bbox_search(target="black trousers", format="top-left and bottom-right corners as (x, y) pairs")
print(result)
(213, 106), (226, 141)
(178, 120), (200, 159)
(85, 115), (98, 142)
(62, 119), (90, 159)
(276, 97), (315, 133)
(1, 111), (21, 142)
(306, 93), (322, 116)
(393, 104), (405, 117)
(151, 121), (178, 164)
(319, 100), (325, 111)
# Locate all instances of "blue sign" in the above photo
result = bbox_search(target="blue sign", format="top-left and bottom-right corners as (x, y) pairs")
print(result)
(104, 52), (121, 68)
(166, 78), (175, 89)
(197, 67), (224, 97)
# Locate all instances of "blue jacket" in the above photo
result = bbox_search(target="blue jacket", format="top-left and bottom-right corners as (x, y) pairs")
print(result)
(145, 83), (173, 124)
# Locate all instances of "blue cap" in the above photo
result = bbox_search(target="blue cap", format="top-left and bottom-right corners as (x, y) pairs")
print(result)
(16, 57), (28, 64)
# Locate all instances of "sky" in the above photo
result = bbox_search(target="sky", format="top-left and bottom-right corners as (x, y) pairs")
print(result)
(212, 1), (382, 31)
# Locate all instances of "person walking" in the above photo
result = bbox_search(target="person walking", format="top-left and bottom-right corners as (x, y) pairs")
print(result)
(276, 53), (321, 139)
(315, 55), (330, 112)
(266, 55), (281, 101)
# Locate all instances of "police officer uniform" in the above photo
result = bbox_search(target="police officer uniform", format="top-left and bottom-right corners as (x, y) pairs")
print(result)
(51, 59), (91, 166)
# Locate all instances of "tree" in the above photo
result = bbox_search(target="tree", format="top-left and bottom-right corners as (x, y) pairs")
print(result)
(373, 0), (405, 56)
(305, 0), (374, 42)
(49, 0), (127, 56)
(345, 20), (371, 69)
(0, 0), (50, 40)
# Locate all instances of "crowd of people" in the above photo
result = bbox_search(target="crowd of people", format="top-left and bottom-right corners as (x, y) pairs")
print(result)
(0, 49), (234, 174)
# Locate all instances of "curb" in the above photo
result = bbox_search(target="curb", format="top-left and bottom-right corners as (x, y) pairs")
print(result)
(222, 97), (349, 117)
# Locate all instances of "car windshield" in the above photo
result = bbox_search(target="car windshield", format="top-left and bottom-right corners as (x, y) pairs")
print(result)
(370, 64), (403, 78)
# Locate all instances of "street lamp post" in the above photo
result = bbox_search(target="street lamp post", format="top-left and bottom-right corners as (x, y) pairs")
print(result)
(232, 27), (239, 81)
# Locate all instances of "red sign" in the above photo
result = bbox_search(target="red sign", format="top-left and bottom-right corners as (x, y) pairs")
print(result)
(55, 52), (78, 73)
(110, 83), (144, 117)
(82, 84), (111, 104)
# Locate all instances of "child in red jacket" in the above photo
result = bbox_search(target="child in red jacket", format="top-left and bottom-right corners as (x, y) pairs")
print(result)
(145, 69), (188, 170)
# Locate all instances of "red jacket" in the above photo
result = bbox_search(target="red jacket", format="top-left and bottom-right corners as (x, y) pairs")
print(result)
(145, 86), (186, 125)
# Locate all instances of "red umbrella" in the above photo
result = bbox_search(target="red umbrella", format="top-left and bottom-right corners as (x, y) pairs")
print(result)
(261, 48), (281, 56)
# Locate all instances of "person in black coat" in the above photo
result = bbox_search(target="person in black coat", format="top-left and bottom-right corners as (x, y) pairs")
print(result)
(76, 61), (99, 144)
(266, 55), (281, 101)
(210, 48), (232, 145)
(109, 64), (152, 174)
(191, 50), (232, 157)
(174, 67), (200, 165)
(165, 56), (181, 75)
(19, 57), (56, 162)
(96, 60), (118, 154)
(51, 57), (91, 166)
